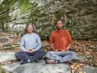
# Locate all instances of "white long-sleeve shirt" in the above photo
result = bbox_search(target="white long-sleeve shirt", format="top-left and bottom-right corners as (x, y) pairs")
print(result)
(20, 33), (42, 51)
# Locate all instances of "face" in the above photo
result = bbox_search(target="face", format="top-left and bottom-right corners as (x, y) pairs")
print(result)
(56, 20), (63, 30)
(27, 24), (34, 33)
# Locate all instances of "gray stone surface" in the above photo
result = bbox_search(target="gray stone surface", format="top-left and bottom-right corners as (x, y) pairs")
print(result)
(0, 52), (16, 62)
(76, 55), (86, 60)
(2, 61), (71, 73)
(5, 0), (97, 40)
(2, 62), (20, 73)
(82, 65), (97, 73)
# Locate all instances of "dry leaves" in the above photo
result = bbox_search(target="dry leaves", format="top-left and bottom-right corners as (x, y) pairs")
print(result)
(70, 63), (85, 73)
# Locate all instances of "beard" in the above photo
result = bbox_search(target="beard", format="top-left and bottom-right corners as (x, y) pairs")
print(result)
(56, 27), (63, 30)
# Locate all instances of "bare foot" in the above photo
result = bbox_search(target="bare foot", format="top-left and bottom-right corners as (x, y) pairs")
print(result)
(46, 60), (58, 64)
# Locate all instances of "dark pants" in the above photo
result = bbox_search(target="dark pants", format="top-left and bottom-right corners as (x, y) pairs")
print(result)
(15, 50), (45, 62)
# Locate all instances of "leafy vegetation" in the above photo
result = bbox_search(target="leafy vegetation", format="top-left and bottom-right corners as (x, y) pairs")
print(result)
(0, 0), (40, 31)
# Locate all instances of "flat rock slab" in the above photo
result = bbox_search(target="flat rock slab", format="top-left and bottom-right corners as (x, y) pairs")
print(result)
(82, 65), (97, 73)
(2, 61), (71, 73)
(0, 52), (16, 62)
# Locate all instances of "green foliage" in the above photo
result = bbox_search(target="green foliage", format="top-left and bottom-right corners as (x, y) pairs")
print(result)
(30, 2), (40, 22)
(51, 16), (55, 25)
(51, 16), (56, 30)
(19, 0), (30, 13)
(0, 66), (6, 73)
(66, 20), (73, 27)
(66, 19), (74, 35)
(0, 0), (40, 33)
(0, 0), (17, 31)
(18, 0), (40, 22)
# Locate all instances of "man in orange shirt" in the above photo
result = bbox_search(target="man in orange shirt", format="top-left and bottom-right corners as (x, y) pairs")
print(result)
(46, 20), (76, 64)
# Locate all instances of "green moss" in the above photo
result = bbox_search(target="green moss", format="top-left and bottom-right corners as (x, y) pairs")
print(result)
(0, 66), (6, 73)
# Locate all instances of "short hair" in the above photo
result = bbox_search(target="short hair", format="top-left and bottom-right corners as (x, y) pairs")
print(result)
(26, 23), (34, 30)
(55, 19), (63, 25)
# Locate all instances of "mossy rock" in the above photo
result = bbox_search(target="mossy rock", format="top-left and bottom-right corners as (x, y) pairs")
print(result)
(0, 66), (6, 73)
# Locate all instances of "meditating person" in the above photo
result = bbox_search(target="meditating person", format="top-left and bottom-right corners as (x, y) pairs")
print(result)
(46, 20), (76, 64)
(15, 23), (45, 64)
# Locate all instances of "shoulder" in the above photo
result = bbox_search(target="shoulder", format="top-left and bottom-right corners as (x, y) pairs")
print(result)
(33, 33), (40, 38)
(22, 34), (28, 38)
(63, 30), (70, 33)
(61, 30), (71, 36)
(50, 31), (56, 35)
(33, 33), (39, 36)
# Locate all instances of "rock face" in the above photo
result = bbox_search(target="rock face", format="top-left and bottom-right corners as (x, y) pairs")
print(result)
(2, 61), (71, 73)
(0, 52), (16, 62)
(0, 0), (97, 40)
(8, 0), (97, 40)
(36, 0), (97, 40)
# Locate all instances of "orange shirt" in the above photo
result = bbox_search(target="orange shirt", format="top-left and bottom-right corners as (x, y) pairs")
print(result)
(49, 29), (72, 51)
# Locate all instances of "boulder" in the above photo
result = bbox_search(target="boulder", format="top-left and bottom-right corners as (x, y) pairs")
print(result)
(2, 61), (71, 73)
(82, 65), (97, 73)
(0, 52), (16, 62)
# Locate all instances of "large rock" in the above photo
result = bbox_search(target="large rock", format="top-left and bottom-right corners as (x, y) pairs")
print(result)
(6, 0), (97, 40)
(0, 52), (16, 62)
(2, 61), (71, 73)
(82, 65), (97, 73)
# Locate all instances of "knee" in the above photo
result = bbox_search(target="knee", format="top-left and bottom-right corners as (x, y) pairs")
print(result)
(71, 52), (77, 59)
(15, 52), (20, 58)
(38, 50), (46, 56)
(46, 51), (53, 57)
(46, 51), (51, 55)
(41, 50), (46, 56)
(15, 52), (22, 58)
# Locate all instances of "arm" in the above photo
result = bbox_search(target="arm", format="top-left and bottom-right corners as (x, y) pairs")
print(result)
(49, 34), (56, 51)
(33, 35), (42, 51)
(65, 31), (72, 51)
(50, 44), (55, 51)
(20, 36), (26, 51)
(65, 44), (71, 51)
(62, 31), (72, 52)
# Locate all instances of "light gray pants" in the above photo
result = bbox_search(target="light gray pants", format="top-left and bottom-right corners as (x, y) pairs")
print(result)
(46, 51), (76, 62)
